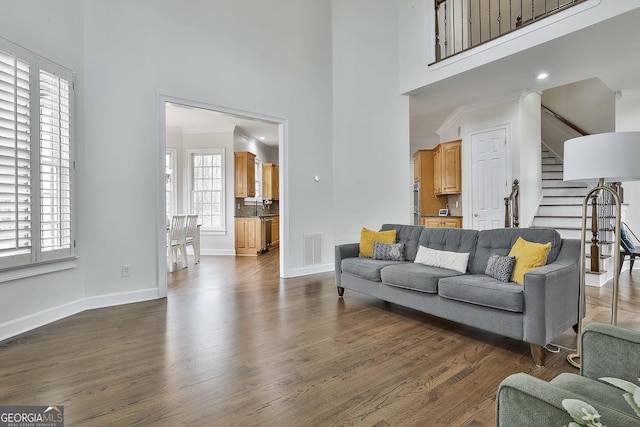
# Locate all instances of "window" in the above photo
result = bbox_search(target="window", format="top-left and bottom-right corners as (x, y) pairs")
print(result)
(0, 40), (75, 271)
(187, 149), (225, 232)
(253, 158), (262, 201)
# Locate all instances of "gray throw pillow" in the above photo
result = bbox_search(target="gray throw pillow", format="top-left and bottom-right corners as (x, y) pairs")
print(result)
(485, 254), (516, 282)
(373, 242), (405, 261)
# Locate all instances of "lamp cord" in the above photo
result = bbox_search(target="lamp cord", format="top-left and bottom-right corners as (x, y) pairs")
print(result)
(545, 343), (576, 353)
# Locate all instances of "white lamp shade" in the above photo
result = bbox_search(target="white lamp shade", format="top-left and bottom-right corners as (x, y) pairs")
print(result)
(564, 132), (640, 183)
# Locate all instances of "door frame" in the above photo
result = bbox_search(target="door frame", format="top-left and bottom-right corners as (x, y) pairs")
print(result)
(156, 94), (288, 298)
(463, 125), (511, 229)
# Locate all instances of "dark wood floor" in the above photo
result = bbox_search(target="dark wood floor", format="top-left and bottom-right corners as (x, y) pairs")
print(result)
(1, 249), (638, 426)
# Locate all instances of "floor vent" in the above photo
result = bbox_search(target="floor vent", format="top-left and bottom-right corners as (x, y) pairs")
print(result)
(303, 233), (322, 266)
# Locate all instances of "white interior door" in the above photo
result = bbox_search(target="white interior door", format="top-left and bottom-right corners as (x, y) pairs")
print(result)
(471, 128), (508, 230)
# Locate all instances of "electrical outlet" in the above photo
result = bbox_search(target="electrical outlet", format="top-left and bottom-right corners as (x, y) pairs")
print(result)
(122, 265), (132, 277)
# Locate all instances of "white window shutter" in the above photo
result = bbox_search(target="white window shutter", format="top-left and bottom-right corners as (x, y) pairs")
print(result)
(0, 50), (31, 263)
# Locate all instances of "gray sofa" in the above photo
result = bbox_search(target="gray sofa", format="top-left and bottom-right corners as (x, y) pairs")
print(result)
(334, 224), (581, 365)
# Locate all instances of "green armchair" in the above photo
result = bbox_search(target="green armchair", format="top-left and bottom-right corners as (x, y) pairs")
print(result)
(496, 323), (640, 426)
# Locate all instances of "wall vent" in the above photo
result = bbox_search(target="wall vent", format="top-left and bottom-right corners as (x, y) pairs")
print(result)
(303, 233), (322, 266)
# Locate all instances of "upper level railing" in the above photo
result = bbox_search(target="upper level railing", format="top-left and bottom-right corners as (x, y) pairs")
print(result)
(434, 0), (587, 62)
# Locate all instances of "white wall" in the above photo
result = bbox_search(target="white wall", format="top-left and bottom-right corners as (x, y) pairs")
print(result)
(332, 0), (410, 244)
(541, 78), (616, 158)
(517, 92), (543, 227)
(0, 0), (334, 338)
(0, 1), (87, 339)
(615, 93), (640, 239)
(81, 0), (334, 293)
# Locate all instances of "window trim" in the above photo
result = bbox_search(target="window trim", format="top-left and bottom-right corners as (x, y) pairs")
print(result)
(0, 36), (76, 276)
(185, 148), (226, 234)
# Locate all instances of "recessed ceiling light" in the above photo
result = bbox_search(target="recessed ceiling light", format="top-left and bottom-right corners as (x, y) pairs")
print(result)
(259, 136), (266, 140)
(537, 72), (549, 80)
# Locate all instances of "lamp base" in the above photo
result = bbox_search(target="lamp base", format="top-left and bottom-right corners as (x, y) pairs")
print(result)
(567, 353), (580, 368)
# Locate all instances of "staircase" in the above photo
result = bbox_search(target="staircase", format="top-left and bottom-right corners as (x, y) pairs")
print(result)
(532, 146), (614, 287)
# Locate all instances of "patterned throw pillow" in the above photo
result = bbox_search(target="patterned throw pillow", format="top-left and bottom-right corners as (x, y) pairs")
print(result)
(485, 254), (516, 282)
(372, 242), (405, 261)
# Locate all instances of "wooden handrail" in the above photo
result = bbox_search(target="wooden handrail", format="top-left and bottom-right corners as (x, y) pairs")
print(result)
(504, 179), (519, 228)
(541, 105), (589, 136)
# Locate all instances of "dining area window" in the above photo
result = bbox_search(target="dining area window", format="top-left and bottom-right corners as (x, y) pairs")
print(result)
(188, 149), (225, 232)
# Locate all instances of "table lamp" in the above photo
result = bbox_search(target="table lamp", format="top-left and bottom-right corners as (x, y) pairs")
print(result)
(563, 131), (640, 368)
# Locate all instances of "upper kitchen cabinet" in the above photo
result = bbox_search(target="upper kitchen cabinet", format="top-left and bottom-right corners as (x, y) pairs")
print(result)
(262, 163), (279, 200)
(234, 151), (256, 198)
(434, 140), (461, 195)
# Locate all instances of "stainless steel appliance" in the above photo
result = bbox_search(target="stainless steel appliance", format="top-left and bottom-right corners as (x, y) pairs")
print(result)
(262, 216), (273, 253)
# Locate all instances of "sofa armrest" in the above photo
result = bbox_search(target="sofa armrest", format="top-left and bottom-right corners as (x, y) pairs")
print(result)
(522, 239), (580, 346)
(496, 373), (639, 427)
(581, 323), (640, 383)
(335, 243), (359, 286)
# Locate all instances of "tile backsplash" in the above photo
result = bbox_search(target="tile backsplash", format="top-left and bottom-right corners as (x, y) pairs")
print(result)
(236, 199), (279, 217)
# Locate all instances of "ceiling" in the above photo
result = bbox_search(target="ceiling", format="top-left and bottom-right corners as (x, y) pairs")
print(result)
(409, 6), (640, 150)
(165, 102), (280, 147)
(164, 8), (640, 154)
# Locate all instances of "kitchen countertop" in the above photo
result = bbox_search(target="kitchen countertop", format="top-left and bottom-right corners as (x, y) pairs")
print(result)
(235, 214), (279, 218)
(421, 215), (463, 218)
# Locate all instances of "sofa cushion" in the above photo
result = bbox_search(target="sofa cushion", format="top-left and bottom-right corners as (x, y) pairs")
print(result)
(438, 274), (524, 312)
(380, 224), (424, 261)
(381, 263), (463, 293)
(470, 228), (562, 275)
(341, 257), (406, 282)
(417, 228), (479, 272)
(551, 373), (637, 418)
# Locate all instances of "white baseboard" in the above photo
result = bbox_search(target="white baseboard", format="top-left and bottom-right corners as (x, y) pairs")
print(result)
(0, 288), (161, 342)
(0, 298), (85, 342)
(84, 288), (160, 310)
(285, 263), (334, 278)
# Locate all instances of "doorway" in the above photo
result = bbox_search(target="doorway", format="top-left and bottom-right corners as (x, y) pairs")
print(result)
(157, 95), (287, 297)
(470, 128), (508, 230)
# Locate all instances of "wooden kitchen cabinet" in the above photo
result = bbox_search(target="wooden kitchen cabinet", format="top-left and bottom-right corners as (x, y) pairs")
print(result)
(271, 216), (280, 248)
(262, 163), (279, 200)
(434, 140), (461, 195)
(234, 151), (256, 198)
(421, 217), (462, 228)
(235, 217), (262, 255)
(414, 150), (447, 216)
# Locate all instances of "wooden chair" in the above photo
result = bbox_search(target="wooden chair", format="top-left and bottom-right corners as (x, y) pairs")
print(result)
(168, 215), (187, 272)
(184, 214), (200, 265)
(619, 222), (639, 274)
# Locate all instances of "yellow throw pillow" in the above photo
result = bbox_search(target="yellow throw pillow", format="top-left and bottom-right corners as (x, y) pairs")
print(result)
(508, 237), (552, 285)
(359, 227), (397, 258)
